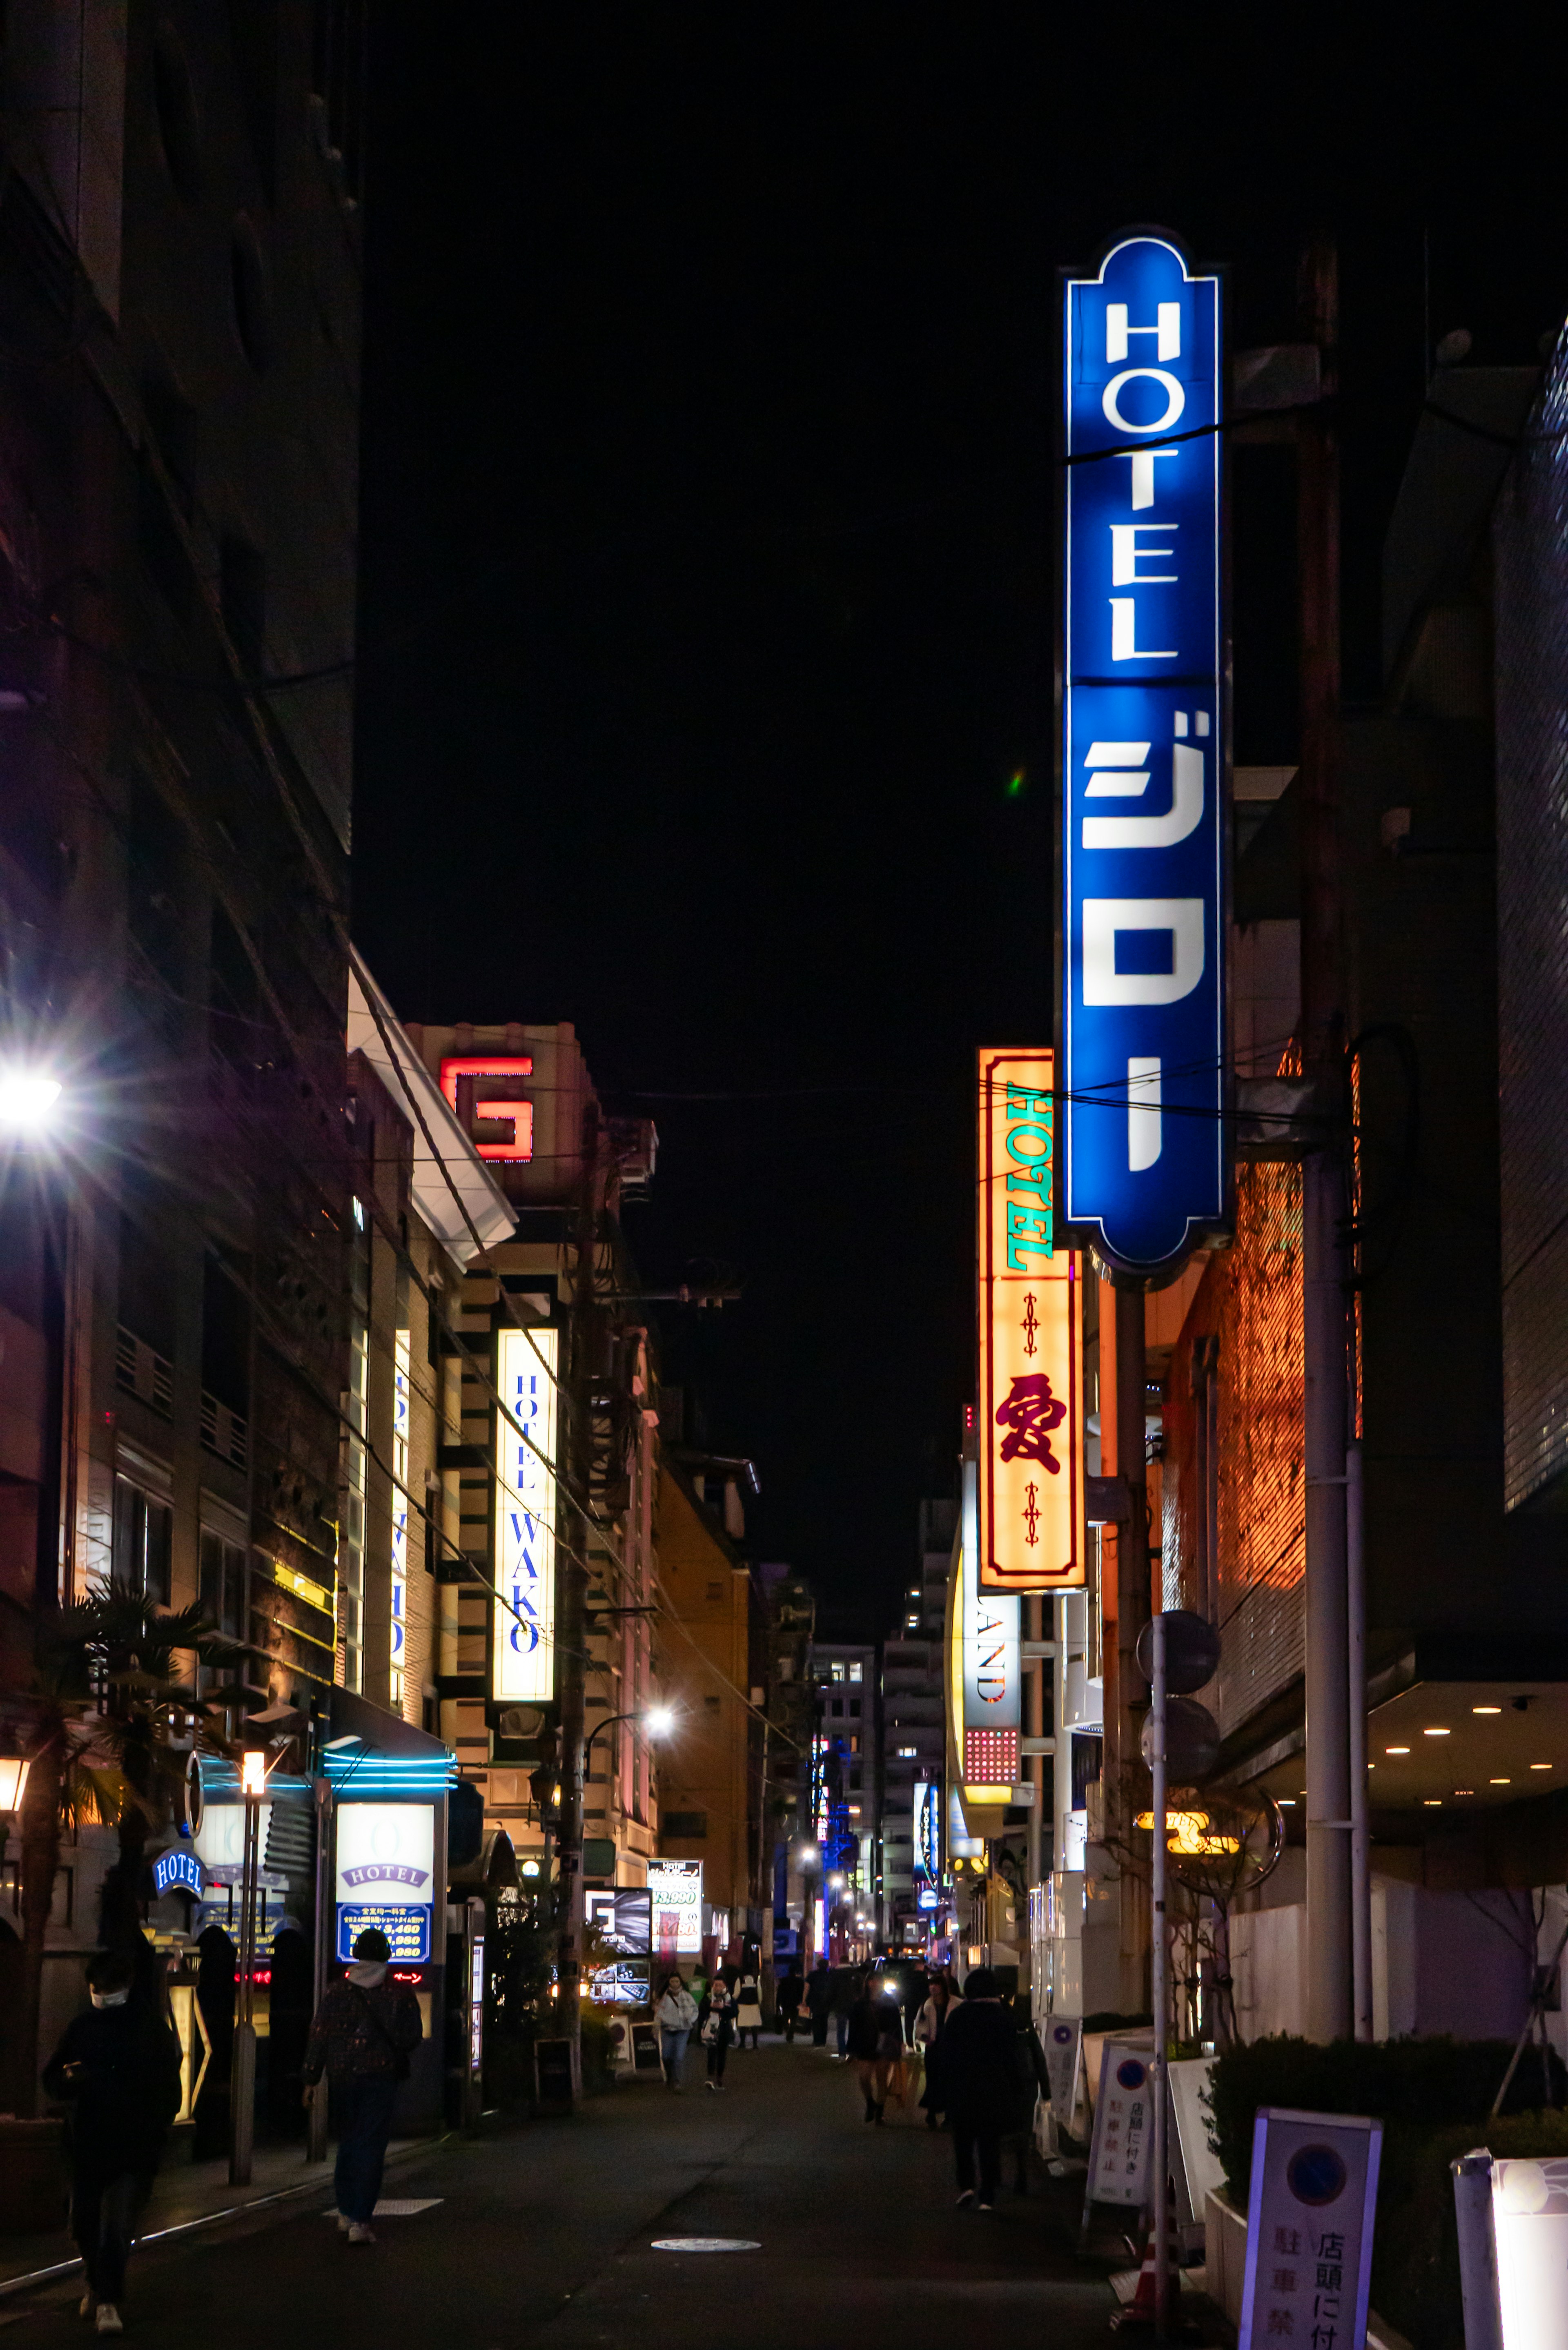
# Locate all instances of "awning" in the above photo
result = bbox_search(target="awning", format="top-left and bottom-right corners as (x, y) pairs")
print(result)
(347, 948), (514, 1265)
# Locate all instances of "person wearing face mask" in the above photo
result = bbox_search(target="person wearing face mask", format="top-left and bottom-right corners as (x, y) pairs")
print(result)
(42, 1948), (182, 2335)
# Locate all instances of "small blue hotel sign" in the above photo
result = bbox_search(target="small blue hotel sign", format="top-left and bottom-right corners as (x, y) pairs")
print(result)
(1060, 233), (1229, 1276)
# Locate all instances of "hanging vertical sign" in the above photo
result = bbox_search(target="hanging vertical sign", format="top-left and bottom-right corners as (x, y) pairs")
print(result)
(1060, 232), (1229, 1276)
(978, 1048), (1084, 1591)
(492, 1326), (558, 1703)
(954, 1457), (1021, 1797)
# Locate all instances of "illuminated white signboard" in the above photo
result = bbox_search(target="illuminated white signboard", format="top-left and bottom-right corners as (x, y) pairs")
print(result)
(956, 1459), (1020, 1796)
(334, 1801), (437, 1966)
(493, 1326), (558, 1704)
(647, 1857), (703, 1957)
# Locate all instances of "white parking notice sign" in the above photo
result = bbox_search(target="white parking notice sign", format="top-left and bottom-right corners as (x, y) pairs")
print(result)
(1085, 2037), (1154, 2208)
(1239, 2107), (1382, 2350)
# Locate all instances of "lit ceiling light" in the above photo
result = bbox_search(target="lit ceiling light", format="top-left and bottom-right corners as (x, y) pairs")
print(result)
(1423, 1727), (1451, 1738)
(1424, 1799), (1442, 1807)
(1474, 1705), (1502, 1715)
(0, 1073), (62, 1127)
(1531, 1763), (1553, 1771)
(1490, 1778), (1511, 1786)
(1277, 1798), (1296, 1806)
(1454, 1789), (1474, 1797)
(1386, 1745), (1410, 1755)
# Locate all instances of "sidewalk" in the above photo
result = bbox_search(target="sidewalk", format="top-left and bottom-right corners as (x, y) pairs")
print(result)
(0, 2131), (430, 2294)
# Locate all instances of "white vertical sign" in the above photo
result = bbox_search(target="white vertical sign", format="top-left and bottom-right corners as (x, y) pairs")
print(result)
(492, 1326), (558, 1703)
(1492, 2155), (1568, 2350)
(1086, 2036), (1155, 2207)
(1239, 2107), (1382, 2350)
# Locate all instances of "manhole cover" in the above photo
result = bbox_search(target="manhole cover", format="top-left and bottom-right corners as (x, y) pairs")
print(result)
(650, 2238), (760, 2254)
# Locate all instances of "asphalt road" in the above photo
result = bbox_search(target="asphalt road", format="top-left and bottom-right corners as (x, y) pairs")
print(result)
(7, 2041), (1116, 2347)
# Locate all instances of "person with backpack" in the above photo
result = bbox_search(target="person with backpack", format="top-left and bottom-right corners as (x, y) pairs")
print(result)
(42, 1947), (182, 2335)
(775, 1961), (804, 2043)
(302, 1927), (423, 2243)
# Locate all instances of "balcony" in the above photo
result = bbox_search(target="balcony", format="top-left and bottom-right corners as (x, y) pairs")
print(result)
(115, 1327), (173, 1417)
(200, 1391), (249, 1473)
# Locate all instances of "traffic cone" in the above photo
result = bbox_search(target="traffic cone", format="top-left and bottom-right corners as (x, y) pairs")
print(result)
(1111, 2233), (1171, 2333)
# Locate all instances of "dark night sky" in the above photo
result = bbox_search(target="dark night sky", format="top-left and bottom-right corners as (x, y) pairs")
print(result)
(351, 12), (1568, 1643)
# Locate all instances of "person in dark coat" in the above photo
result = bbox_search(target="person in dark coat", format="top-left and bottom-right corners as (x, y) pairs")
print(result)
(776, 1962), (804, 2043)
(43, 1947), (183, 2335)
(804, 1959), (833, 2047)
(939, 1967), (1022, 2210)
(828, 1962), (861, 2060)
(302, 1927), (423, 2244)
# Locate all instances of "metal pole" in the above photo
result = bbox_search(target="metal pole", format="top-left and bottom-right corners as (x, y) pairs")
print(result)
(1452, 2152), (1505, 2350)
(1346, 1446), (1372, 2042)
(1114, 1280), (1152, 2015)
(307, 1775), (333, 2161)
(1151, 1610), (1169, 2341)
(1297, 230), (1353, 2047)
(229, 1790), (259, 2185)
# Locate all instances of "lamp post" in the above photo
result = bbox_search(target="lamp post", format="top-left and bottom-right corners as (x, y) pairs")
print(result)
(230, 1749), (266, 2185)
(577, 1707), (673, 1996)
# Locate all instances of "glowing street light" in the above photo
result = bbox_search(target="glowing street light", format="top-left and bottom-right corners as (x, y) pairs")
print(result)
(0, 1074), (62, 1128)
(644, 1705), (675, 1736)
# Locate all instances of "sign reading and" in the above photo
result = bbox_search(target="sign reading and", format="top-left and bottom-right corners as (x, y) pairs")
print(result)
(953, 1457), (1021, 1798)
(1060, 233), (1228, 1275)
(978, 1048), (1083, 1591)
(493, 1326), (558, 1705)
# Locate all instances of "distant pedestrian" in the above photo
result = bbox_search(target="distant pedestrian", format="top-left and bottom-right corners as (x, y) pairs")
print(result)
(655, 1972), (698, 2089)
(735, 1969), (764, 2049)
(914, 1971), (963, 2132)
(940, 1968), (1022, 2212)
(302, 1927), (423, 2244)
(43, 1948), (182, 2335)
(702, 1974), (736, 2090)
(1002, 1990), (1051, 2193)
(776, 1961), (804, 2042)
(829, 1962), (860, 2060)
(846, 1978), (905, 2124)
(805, 1959), (833, 2046)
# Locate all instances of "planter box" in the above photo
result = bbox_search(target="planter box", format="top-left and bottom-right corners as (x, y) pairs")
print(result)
(0, 2118), (68, 2235)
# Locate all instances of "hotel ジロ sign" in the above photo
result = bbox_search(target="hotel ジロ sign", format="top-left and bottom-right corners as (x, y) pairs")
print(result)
(1061, 233), (1228, 1276)
(978, 1048), (1083, 1593)
(493, 1325), (558, 1704)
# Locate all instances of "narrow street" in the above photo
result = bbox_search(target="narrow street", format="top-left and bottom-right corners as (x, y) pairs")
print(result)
(6, 2046), (1113, 2350)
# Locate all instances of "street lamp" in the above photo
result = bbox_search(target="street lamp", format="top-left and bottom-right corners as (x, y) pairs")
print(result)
(231, 1749), (268, 2185)
(0, 1073), (61, 1128)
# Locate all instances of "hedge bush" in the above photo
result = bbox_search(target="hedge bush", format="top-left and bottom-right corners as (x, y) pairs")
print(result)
(1207, 2036), (1568, 2350)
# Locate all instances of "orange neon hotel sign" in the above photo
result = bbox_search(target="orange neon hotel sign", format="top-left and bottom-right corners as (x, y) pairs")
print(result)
(976, 1047), (1084, 1593)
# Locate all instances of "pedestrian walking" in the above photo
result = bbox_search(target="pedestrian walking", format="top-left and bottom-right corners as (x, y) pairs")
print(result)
(301, 1927), (423, 2244)
(805, 1958), (833, 2047)
(939, 1968), (1022, 2211)
(42, 1948), (182, 2335)
(828, 1961), (860, 2060)
(846, 1978), (905, 2123)
(914, 1971), (962, 2132)
(655, 1971), (698, 2089)
(702, 1974), (736, 2089)
(776, 1961), (804, 2043)
(734, 1969), (764, 2049)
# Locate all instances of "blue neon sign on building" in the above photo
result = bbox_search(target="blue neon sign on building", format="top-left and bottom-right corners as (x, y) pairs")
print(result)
(1060, 234), (1228, 1275)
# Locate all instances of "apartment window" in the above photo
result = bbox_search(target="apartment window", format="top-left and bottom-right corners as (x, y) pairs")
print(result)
(113, 1479), (172, 1605)
(896, 1745), (918, 1758)
(703, 1695), (720, 1713)
(830, 1698), (843, 1717)
(830, 1661), (846, 1682)
(849, 1662), (862, 1683)
(199, 1528), (247, 1642)
(662, 1811), (707, 1839)
(848, 1698), (860, 1717)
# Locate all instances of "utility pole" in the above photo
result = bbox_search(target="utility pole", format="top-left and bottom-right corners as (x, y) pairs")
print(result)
(1297, 232), (1354, 2045)
(555, 1102), (601, 2083)
(1114, 1279), (1152, 2014)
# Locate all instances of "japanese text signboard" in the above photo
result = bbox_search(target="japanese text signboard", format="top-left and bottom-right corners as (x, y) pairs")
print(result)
(1239, 2106), (1382, 2350)
(492, 1325), (558, 1705)
(1086, 2037), (1155, 2208)
(1060, 232), (1229, 1276)
(978, 1048), (1084, 1592)
(334, 1802), (436, 1965)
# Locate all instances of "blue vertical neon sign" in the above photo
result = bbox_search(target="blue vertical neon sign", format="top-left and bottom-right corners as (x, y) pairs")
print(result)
(1060, 234), (1227, 1274)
